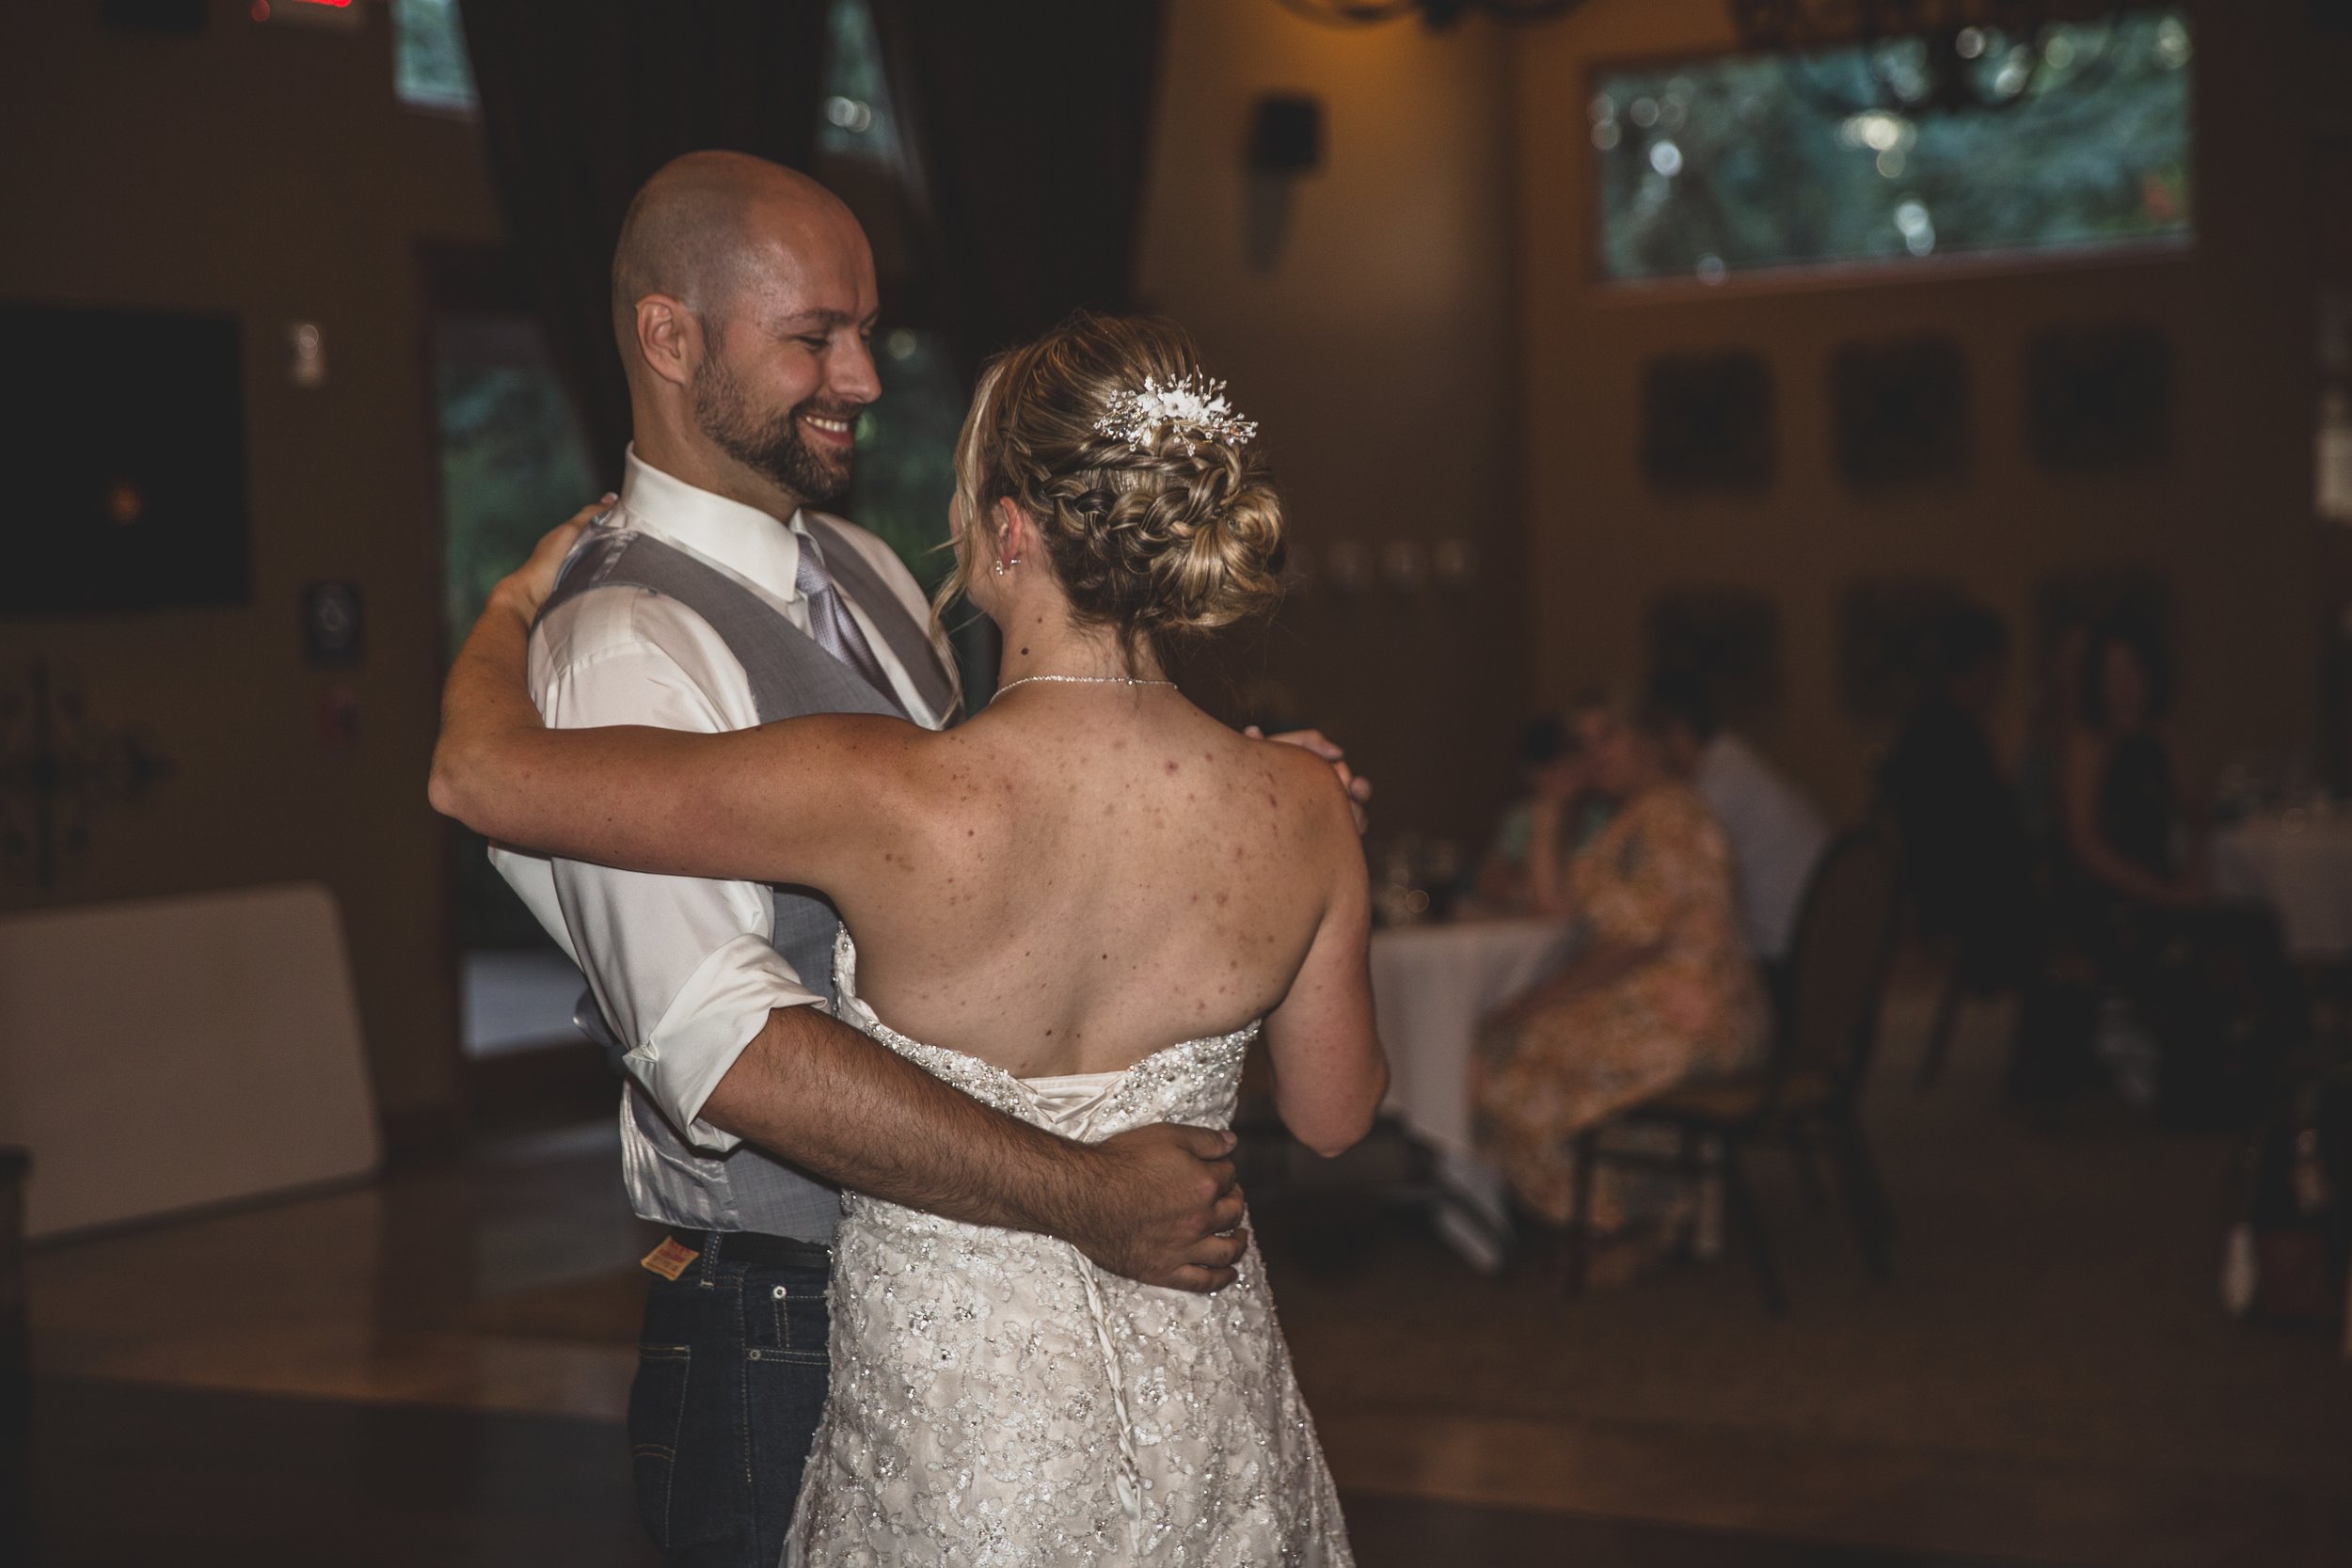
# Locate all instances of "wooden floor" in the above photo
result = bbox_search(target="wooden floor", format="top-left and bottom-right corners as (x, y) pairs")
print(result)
(26, 1381), (2010, 1568)
(18, 972), (2352, 1565)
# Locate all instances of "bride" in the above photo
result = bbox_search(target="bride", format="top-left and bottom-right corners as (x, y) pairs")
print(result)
(433, 312), (1384, 1563)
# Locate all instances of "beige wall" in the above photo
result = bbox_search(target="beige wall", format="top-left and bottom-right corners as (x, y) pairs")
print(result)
(1138, 0), (1532, 848)
(1515, 0), (2322, 819)
(0, 1), (502, 1133)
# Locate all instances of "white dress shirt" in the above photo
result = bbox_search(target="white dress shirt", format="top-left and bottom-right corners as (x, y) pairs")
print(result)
(1692, 733), (1830, 963)
(491, 451), (952, 1220)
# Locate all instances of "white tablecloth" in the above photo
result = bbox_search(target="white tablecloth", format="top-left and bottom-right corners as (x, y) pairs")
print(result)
(2212, 816), (2352, 961)
(1371, 917), (1575, 1160)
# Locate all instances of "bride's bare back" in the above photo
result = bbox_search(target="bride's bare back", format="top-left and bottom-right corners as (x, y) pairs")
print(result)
(828, 689), (1359, 1079)
(445, 688), (1377, 1151)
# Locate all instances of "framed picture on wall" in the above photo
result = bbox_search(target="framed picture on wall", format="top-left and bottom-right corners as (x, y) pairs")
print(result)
(1640, 350), (1775, 494)
(1645, 585), (1783, 729)
(1836, 575), (1977, 729)
(2026, 323), (2172, 471)
(1, 303), (251, 619)
(1831, 334), (1971, 487)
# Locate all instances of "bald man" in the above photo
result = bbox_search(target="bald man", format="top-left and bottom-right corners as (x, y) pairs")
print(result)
(489, 154), (1249, 1565)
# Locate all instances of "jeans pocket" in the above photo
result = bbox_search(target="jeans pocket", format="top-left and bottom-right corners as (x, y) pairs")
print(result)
(628, 1343), (693, 1547)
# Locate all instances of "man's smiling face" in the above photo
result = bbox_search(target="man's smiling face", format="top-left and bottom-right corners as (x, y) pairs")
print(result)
(690, 197), (882, 507)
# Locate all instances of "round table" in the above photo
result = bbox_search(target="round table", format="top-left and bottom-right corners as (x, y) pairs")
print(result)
(2212, 814), (2352, 962)
(1369, 917), (1575, 1257)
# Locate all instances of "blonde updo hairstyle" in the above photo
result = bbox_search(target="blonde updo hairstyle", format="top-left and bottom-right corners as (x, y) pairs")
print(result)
(937, 312), (1285, 668)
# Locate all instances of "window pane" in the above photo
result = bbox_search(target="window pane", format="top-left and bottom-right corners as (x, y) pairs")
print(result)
(434, 318), (598, 663)
(434, 316), (597, 952)
(852, 327), (964, 592)
(818, 0), (905, 166)
(395, 0), (478, 114)
(1593, 11), (2193, 284)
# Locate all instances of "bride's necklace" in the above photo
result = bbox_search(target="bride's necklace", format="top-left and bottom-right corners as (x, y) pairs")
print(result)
(990, 673), (1177, 705)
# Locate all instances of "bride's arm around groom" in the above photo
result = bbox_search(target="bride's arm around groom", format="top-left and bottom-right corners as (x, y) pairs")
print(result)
(447, 514), (1256, 1288)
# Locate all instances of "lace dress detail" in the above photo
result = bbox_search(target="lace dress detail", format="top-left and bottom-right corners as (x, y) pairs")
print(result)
(782, 930), (1353, 1566)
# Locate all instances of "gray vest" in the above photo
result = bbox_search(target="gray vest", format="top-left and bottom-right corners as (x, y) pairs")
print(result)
(537, 518), (957, 1243)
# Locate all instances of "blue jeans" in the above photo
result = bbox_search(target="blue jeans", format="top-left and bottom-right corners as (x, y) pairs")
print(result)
(628, 1234), (832, 1567)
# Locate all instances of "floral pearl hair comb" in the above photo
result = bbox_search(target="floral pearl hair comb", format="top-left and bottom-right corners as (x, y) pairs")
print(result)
(1092, 372), (1259, 457)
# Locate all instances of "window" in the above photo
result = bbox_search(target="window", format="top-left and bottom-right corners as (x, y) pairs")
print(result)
(434, 318), (597, 666)
(433, 313), (598, 967)
(821, 0), (965, 596)
(394, 0), (477, 113)
(818, 0), (903, 166)
(853, 328), (965, 593)
(1593, 11), (2193, 285)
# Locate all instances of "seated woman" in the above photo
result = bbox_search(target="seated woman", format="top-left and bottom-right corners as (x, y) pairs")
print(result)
(1466, 716), (1610, 916)
(1475, 689), (1768, 1268)
(2059, 614), (2296, 1124)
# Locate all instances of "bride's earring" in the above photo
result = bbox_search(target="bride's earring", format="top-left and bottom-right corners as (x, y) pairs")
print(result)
(992, 554), (1020, 578)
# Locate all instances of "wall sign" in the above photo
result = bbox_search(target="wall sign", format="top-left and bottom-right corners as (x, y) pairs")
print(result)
(302, 582), (365, 669)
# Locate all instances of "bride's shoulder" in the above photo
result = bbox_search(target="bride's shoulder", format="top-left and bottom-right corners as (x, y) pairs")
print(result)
(1246, 735), (1360, 844)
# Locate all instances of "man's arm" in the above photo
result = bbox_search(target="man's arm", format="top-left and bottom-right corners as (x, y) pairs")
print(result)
(704, 1005), (1249, 1291)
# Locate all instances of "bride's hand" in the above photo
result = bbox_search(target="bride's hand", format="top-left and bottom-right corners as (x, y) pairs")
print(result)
(490, 496), (613, 622)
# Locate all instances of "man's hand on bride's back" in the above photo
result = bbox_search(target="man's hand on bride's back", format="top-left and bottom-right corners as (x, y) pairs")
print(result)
(1067, 1123), (1248, 1292)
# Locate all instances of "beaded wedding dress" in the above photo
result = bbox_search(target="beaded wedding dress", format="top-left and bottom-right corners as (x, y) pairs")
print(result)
(781, 930), (1353, 1567)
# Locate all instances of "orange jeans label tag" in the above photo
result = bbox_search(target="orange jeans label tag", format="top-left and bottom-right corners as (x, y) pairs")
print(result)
(640, 1238), (699, 1281)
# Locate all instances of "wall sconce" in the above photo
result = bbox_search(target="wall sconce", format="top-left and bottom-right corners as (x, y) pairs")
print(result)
(1433, 537), (1480, 588)
(1380, 540), (1429, 593)
(286, 321), (326, 388)
(1321, 539), (1371, 594)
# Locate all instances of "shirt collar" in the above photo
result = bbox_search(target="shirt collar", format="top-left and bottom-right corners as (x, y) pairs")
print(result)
(617, 446), (806, 601)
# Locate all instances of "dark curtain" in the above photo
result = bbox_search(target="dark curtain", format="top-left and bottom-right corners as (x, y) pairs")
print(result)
(458, 0), (833, 487)
(869, 0), (1168, 379)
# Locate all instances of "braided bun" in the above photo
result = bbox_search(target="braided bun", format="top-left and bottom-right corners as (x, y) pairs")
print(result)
(939, 313), (1285, 661)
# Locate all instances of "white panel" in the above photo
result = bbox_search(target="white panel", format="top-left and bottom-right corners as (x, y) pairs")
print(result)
(0, 882), (380, 1239)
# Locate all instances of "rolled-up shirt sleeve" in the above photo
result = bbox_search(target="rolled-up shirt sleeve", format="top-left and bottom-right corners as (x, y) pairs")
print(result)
(514, 591), (825, 1152)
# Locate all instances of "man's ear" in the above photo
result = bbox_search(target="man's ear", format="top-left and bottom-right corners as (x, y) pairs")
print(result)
(633, 294), (704, 390)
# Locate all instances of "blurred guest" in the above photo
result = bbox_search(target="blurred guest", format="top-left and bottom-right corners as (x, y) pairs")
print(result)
(1470, 716), (1610, 915)
(2058, 615), (2297, 1124)
(1879, 605), (2038, 988)
(2016, 617), (2091, 858)
(1647, 670), (1828, 968)
(1476, 690), (1768, 1263)
(2065, 615), (2203, 911)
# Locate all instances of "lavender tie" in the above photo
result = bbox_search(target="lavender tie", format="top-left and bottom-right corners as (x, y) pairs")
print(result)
(794, 527), (899, 710)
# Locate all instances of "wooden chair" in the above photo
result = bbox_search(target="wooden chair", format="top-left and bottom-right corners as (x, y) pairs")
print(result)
(1565, 827), (1906, 1311)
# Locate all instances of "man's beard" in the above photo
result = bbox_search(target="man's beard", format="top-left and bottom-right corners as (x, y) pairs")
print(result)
(692, 355), (855, 507)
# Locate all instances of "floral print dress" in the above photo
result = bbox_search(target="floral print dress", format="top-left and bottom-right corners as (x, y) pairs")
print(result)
(1475, 783), (1768, 1228)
